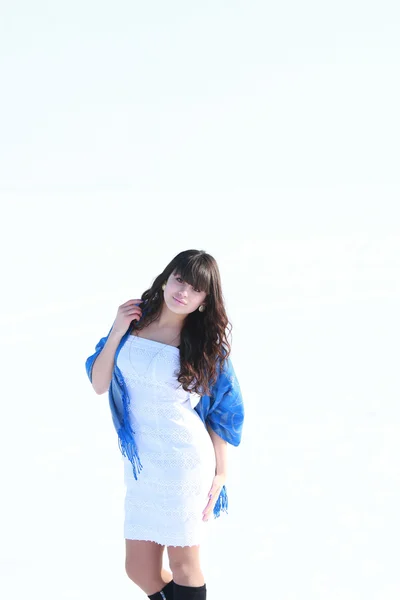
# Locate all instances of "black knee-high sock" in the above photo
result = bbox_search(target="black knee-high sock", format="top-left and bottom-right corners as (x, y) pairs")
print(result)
(173, 581), (207, 599)
(148, 579), (174, 600)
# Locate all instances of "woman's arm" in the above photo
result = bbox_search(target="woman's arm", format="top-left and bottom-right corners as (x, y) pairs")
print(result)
(88, 328), (124, 394)
(206, 423), (228, 481)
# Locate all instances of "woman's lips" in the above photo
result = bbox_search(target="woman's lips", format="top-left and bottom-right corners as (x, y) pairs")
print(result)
(174, 297), (186, 305)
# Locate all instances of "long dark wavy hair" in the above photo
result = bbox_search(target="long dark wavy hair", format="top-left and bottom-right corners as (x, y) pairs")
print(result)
(129, 249), (232, 396)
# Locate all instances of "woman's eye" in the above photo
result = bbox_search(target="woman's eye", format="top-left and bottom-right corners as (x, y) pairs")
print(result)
(175, 276), (200, 292)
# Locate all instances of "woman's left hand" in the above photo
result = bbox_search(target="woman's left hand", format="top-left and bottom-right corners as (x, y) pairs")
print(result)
(202, 474), (226, 521)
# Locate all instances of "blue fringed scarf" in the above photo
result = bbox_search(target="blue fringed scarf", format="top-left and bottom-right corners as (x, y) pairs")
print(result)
(85, 322), (244, 518)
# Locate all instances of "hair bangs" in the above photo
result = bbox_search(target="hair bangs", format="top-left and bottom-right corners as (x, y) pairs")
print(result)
(174, 256), (211, 294)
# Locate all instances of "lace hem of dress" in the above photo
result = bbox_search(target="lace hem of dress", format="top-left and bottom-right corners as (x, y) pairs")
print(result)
(124, 523), (206, 547)
(124, 535), (201, 548)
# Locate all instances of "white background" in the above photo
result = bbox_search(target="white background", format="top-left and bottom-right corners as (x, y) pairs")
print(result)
(1, 2), (399, 599)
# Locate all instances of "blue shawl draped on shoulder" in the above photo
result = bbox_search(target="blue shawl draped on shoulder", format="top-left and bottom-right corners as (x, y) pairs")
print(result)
(85, 322), (244, 518)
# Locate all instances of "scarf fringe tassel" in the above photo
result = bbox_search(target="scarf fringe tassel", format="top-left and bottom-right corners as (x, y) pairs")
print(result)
(118, 430), (143, 480)
(213, 485), (229, 518)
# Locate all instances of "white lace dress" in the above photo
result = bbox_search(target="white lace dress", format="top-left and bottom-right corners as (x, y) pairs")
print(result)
(116, 333), (216, 547)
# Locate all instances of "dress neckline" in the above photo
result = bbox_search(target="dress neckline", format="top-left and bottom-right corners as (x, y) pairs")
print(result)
(128, 333), (180, 351)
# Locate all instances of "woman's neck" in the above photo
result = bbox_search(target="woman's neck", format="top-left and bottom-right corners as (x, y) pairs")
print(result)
(156, 304), (186, 331)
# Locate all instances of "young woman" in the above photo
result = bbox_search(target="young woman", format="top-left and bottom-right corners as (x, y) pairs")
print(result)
(85, 249), (244, 600)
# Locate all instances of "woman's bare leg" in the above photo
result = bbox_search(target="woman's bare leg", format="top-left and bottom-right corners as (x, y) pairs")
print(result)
(125, 539), (173, 595)
(167, 544), (204, 587)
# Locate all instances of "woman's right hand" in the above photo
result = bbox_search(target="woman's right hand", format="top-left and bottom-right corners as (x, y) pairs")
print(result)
(111, 298), (144, 335)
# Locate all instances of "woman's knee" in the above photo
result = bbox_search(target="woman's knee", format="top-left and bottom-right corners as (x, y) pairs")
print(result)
(168, 561), (204, 587)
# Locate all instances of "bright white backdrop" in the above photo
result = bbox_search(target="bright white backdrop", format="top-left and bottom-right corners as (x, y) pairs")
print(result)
(1, 2), (399, 599)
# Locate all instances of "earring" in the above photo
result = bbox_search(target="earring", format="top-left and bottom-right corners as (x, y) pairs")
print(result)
(162, 282), (166, 290)
(198, 305), (205, 312)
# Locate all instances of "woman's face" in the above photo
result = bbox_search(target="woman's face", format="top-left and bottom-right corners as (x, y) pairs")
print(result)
(164, 270), (207, 314)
